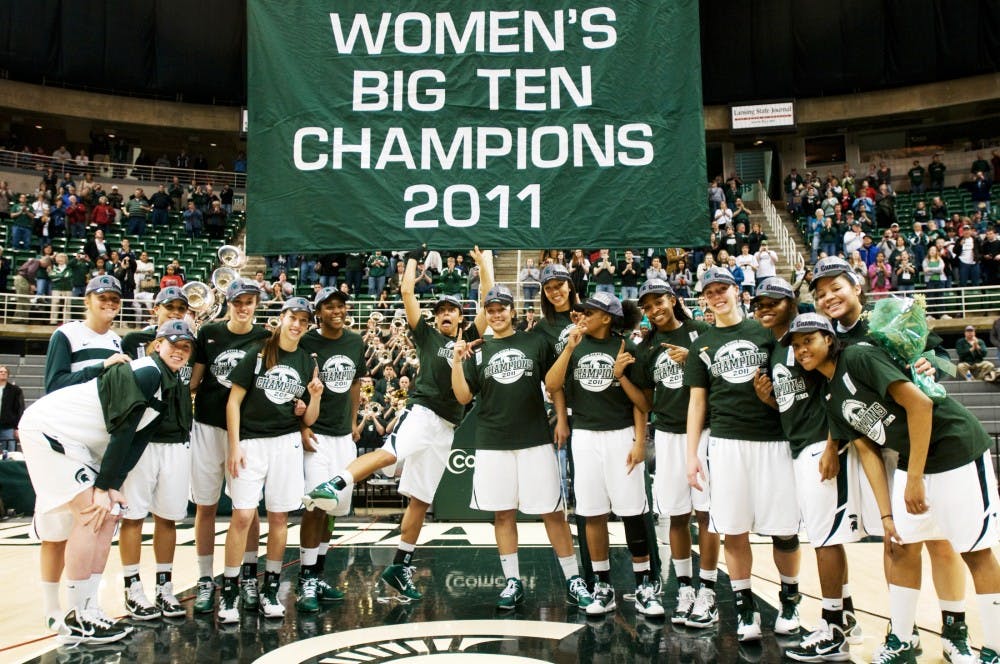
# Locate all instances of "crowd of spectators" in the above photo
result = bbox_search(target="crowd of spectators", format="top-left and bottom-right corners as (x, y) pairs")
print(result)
(783, 153), (999, 297)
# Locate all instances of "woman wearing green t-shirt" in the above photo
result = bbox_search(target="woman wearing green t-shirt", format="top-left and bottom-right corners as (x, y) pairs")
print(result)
(452, 285), (593, 612)
(218, 297), (323, 624)
(635, 278), (721, 628)
(545, 292), (660, 617)
(811, 255), (970, 659)
(784, 312), (1000, 664)
(683, 268), (801, 643)
(48, 252), (73, 324)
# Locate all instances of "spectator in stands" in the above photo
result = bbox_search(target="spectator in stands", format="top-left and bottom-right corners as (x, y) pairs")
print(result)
(182, 200), (203, 239)
(114, 254), (137, 314)
(569, 249), (590, 295)
(818, 216), (839, 258)
(893, 252), (917, 292)
(106, 185), (124, 224)
(956, 325), (996, 382)
(695, 254), (715, 293)
(272, 271), (294, 299)
(908, 160), (926, 193)
(754, 242), (778, 281)
(13, 255), (50, 321)
(386, 260), (405, 298)
(467, 261), (481, 303)
(646, 256), (667, 282)
(981, 227), (1000, 286)
(314, 254), (341, 288)
(9, 193), (34, 249)
(928, 154), (946, 191)
(745, 222), (766, 255)
(784, 168), (803, 196)
(518, 258), (540, 301)
(167, 176), (184, 212)
(250, 271), (270, 301)
(971, 153), (991, 176)
(48, 253), (73, 323)
(732, 198), (751, 230)
(367, 250), (389, 296)
(956, 225), (982, 287)
(969, 170), (992, 216)
(421, 245), (442, 274)
(726, 255), (745, 291)
(91, 196), (114, 229)
(150, 184), (171, 226)
(591, 248), (616, 295)
(0, 365), (24, 455)
(51, 145), (72, 168)
(714, 200), (733, 227)
(708, 178), (724, 213)
(874, 183), (897, 228)
(220, 183), (234, 214)
(841, 220), (863, 258)
(868, 252), (893, 296)
(84, 228), (109, 263)
(159, 264), (184, 290)
(204, 199), (228, 240)
(339, 252), (362, 295)
(618, 249), (640, 300)
(858, 234), (879, 267)
(125, 187), (151, 236)
(517, 307), (537, 332)
(876, 229), (896, 260)
(35, 245), (54, 298)
(66, 195), (87, 239)
(413, 261), (434, 296)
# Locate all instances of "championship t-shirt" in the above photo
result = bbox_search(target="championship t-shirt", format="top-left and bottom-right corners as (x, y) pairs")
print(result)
(531, 310), (575, 354)
(634, 320), (710, 434)
(769, 344), (828, 457)
(123, 324), (193, 444)
(683, 318), (780, 441)
(228, 346), (314, 439)
(193, 322), (270, 428)
(299, 328), (367, 437)
(407, 317), (477, 426)
(825, 344), (990, 474)
(464, 331), (553, 451)
(565, 335), (641, 431)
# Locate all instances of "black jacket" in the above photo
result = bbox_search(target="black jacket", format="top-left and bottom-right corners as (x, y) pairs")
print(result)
(0, 382), (25, 428)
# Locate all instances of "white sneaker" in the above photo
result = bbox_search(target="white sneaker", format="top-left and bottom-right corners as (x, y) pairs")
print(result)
(671, 585), (695, 624)
(124, 581), (161, 621)
(685, 587), (719, 628)
(737, 609), (762, 642)
(774, 597), (801, 635)
(586, 581), (616, 615)
(634, 581), (664, 617)
(844, 610), (863, 645)
(155, 582), (186, 618)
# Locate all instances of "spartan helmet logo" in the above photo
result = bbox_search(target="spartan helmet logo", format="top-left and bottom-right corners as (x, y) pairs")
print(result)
(212, 349), (246, 388)
(574, 352), (615, 392)
(321, 355), (356, 393)
(262, 365), (301, 404)
(74, 468), (92, 485)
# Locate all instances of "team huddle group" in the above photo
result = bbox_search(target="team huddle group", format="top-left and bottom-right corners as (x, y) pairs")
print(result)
(17, 244), (1000, 664)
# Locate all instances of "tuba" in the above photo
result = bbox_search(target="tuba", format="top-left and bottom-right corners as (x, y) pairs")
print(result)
(182, 281), (215, 315)
(211, 266), (240, 292)
(217, 244), (246, 269)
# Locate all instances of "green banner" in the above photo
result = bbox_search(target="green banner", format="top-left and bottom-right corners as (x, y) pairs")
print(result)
(247, 1), (705, 252)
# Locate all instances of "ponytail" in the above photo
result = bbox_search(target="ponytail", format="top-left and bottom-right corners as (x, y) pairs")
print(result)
(261, 323), (282, 371)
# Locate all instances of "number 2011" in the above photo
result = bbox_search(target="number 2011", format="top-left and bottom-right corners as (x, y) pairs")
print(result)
(404, 184), (540, 229)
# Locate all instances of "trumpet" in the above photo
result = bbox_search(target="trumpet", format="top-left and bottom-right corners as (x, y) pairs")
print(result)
(344, 316), (354, 328)
(211, 266), (240, 292)
(360, 382), (375, 399)
(378, 350), (393, 365)
(266, 316), (281, 330)
(405, 349), (419, 366)
(363, 401), (383, 417)
(217, 244), (246, 269)
(181, 281), (215, 314)
(390, 318), (407, 331)
(369, 311), (384, 324)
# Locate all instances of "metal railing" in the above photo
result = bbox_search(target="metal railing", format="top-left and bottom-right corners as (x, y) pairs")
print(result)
(0, 150), (246, 189)
(757, 181), (803, 271)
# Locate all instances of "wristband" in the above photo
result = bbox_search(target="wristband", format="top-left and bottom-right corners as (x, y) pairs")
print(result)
(881, 514), (893, 520)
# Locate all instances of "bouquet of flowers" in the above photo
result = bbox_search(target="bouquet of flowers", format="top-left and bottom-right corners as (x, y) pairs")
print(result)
(866, 294), (947, 401)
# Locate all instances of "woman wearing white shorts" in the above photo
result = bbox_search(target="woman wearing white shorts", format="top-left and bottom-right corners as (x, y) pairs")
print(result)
(452, 285), (593, 611)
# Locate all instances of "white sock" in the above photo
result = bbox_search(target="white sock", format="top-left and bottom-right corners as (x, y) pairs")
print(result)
(889, 584), (920, 641)
(976, 593), (1000, 651)
(592, 559), (611, 573)
(88, 574), (102, 606)
(41, 581), (61, 616)
(633, 560), (651, 573)
(318, 542), (330, 556)
(398, 541), (416, 553)
(122, 564), (140, 581)
(673, 557), (693, 580)
(939, 599), (965, 613)
(224, 566), (240, 579)
(700, 568), (718, 583)
(301, 547), (319, 568)
(822, 598), (844, 611)
(265, 559), (282, 575)
(243, 551), (259, 565)
(500, 553), (519, 580)
(66, 579), (89, 611)
(731, 578), (751, 593)
(198, 555), (214, 578)
(156, 562), (172, 574)
(780, 574), (799, 585)
(558, 555), (579, 580)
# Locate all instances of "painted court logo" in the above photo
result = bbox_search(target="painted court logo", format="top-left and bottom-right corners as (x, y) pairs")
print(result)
(709, 340), (768, 384)
(320, 355), (357, 393)
(256, 365), (305, 404)
(253, 620), (583, 664)
(211, 349), (247, 388)
(484, 349), (533, 384)
(652, 349), (683, 389)
(574, 352), (616, 392)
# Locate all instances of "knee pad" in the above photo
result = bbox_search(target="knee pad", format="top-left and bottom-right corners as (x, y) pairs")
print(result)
(622, 514), (650, 559)
(772, 534), (800, 552)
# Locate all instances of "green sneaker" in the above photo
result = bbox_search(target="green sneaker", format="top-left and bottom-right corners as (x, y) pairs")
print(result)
(941, 620), (974, 664)
(239, 576), (259, 611)
(980, 647), (1000, 664)
(872, 632), (916, 664)
(295, 576), (319, 613)
(381, 564), (423, 602)
(496, 577), (524, 611)
(302, 481), (341, 513)
(193, 576), (216, 614)
(316, 577), (345, 602)
(565, 575), (593, 609)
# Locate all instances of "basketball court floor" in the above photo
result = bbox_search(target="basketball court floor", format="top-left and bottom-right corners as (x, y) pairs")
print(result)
(0, 515), (991, 663)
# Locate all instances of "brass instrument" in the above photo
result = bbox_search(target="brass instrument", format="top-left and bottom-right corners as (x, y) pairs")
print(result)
(344, 315), (354, 328)
(217, 244), (246, 269)
(211, 266), (239, 292)
(360, 382), (375, 399)
(181, 281), (215, 314)
(390, 318), (407, 331)
(405, 349), (419, 367)
(266, 316), (281, 330)
(369, 311), (384, 324)
(421, 309), (433, 321)
(378, 350), (393, 365)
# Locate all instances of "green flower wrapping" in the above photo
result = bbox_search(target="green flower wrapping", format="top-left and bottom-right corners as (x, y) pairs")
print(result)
(865, 295), (947, 401)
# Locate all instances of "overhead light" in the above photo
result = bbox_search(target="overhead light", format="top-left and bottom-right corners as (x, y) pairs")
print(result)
(108, 133), (115, 138)
(209, 142), (217, 147)
(34, 124), (43, 130)
(753, 139), (764, 146)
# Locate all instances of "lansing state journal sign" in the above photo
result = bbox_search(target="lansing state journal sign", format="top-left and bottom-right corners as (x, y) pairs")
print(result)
(247, 1), (705, 252)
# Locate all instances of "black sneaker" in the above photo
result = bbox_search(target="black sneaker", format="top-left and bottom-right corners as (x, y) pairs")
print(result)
(58, 608), (131, 645)
(785, 620), (850, 662)
(217, 578), (240, 624)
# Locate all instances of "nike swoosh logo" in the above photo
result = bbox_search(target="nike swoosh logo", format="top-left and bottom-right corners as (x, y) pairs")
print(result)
(815, 642), (841, 654)
(811, 449), (823, 457)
